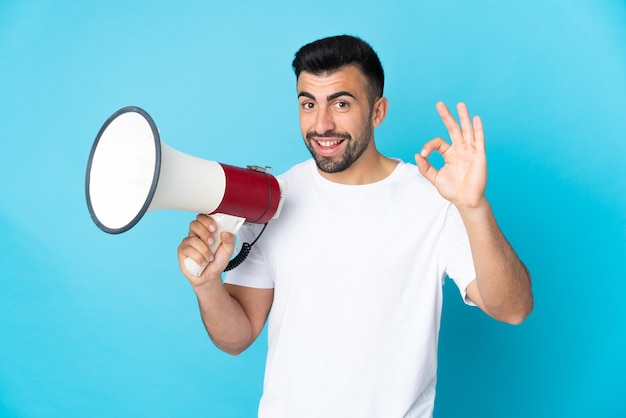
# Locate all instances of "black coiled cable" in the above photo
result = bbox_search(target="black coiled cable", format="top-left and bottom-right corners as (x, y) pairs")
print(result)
(224, 223), (268, 272)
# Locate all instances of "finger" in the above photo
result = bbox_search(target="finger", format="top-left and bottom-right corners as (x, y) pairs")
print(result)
(180, 235), (213, 264)
(198, 231), (236, 275)
(456, 102), (475, 146)
(420, 137), (451, 158)
(416, 137), (450, 185)
(194, 214), (217, 233)
(189, 217), (217, 248)
(473, 115), (485, 151)
(436, 101), (463, 144)
(189, 222), (214, 246)
(178, 237), (212, 276)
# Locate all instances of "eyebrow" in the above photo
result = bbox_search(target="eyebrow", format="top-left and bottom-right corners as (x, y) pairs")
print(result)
(298, 91), (357, 101)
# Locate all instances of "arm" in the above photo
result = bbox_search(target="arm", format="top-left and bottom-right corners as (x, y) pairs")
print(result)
(457, 201), (532, 324)
(415, 102), (533, 324)
(178, 214), (273, 355)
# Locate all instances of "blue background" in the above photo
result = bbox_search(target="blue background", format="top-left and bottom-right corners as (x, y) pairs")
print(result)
(1, 1), (625, 417)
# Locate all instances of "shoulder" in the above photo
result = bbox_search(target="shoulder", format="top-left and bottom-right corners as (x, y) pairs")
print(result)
(386, 160), (454, 209)
(276, 160), (318, 196)
(389, 160), (437, 190)
(277, 159), (315, 182)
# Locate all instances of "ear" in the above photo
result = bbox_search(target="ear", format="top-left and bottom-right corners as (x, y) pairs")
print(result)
(371, 97), (389, 127)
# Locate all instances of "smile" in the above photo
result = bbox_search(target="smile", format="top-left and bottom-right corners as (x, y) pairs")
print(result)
(316, 139), (344, 147)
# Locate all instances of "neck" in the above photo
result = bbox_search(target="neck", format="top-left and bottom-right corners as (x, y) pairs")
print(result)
(318, 148), (398, 185)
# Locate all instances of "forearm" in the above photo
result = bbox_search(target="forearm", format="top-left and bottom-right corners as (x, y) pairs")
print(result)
(193, 277), (255, 355)
(458, 200), (533, 324)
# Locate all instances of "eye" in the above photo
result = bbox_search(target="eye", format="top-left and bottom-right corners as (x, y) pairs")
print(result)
(300, 101), (315, 111)
(333, 100), (350, 111)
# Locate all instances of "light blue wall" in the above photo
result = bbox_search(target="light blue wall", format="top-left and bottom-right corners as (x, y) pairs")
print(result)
(1, 1), (625, 417)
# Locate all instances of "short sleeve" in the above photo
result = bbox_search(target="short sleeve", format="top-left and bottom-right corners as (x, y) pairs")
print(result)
(224, 223), (275, 289)
(439, 204), (477, 306)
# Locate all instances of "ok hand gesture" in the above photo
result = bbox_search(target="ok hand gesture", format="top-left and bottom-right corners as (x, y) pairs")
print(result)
(415, 102), (487, 209)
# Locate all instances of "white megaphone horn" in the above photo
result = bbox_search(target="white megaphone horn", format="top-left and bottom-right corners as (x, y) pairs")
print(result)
(85, 106), (286, 276)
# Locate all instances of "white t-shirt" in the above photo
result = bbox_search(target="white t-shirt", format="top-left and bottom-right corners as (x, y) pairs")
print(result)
(225, 159), (476, 418)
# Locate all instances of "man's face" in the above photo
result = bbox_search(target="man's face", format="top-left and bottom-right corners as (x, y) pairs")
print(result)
(297, 65), (377, 174)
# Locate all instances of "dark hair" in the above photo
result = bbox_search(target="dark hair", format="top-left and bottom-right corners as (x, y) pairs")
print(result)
(292, 35), (385, 103)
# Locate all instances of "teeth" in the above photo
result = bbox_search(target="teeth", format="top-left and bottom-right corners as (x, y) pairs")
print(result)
(318, 140), (342, 147)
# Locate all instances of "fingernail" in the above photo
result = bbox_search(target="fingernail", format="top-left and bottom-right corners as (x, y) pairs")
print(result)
(208, 237), (215, 246)
(208, 224), (216, 232)
(420, 149), (427, 157)
(208, 255), (214, 263)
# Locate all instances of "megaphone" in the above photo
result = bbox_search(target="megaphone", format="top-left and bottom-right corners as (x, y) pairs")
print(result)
(85, 106), (286, 276)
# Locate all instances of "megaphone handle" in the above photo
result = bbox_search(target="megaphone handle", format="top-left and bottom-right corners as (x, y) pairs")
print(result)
(183, 213), (246, 277)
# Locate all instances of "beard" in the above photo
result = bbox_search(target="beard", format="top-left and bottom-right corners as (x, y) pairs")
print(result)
(304, 123), (374, 173)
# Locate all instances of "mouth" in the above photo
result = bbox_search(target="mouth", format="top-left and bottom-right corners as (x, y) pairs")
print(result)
(312, 138), (345, 155)
(316, 138), (344, 147)
(307, 132), (351, 155)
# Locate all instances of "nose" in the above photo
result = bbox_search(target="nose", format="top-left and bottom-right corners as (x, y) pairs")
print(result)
(312, 106), (335, 134)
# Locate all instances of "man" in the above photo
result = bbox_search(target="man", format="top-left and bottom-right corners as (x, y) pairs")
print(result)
(177, 35), (533, 417)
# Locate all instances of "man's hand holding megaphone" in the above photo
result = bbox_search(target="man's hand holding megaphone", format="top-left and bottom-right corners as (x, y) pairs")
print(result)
(178, 214), (236, 286)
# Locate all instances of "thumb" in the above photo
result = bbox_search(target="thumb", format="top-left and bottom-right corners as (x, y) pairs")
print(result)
(213, 231), (236, 266)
